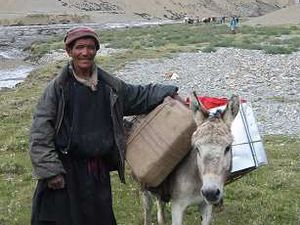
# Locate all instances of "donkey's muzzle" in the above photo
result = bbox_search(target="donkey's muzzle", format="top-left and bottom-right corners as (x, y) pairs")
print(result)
(201, 187), (221, 203)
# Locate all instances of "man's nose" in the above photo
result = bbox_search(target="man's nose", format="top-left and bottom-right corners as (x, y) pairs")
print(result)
(81, 47), (89, 55)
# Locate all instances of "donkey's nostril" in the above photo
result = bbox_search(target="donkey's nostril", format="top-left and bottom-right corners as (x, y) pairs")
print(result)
(202, 188), (221, 203)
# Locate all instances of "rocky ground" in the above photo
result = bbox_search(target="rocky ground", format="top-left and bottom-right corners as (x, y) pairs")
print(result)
(35, 46), (300, 136)
(116, 48), (300, 136)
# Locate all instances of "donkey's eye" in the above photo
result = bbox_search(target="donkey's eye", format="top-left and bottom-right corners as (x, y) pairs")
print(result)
(195, 147), (201, 156)
(224, 146), (231, 154)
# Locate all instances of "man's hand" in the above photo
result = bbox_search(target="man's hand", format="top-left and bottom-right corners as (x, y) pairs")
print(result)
(47, 174), (65, 190)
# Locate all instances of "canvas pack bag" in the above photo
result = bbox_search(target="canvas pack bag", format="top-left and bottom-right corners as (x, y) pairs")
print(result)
(125, 97), (196, 187)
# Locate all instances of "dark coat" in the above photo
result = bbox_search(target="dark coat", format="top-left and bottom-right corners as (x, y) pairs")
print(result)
(29, 63), (178, 183)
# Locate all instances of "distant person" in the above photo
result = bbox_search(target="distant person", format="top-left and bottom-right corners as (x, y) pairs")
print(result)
(220, 16), (226, 24)
(229, 16), (238, 34)
(29, 26), (179, 225)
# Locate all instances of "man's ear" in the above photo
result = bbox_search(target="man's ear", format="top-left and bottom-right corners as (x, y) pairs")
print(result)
(65, 47), (72, 57)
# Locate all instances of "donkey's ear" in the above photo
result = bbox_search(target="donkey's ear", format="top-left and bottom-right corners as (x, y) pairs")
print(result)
(190, 95), (209, 126)
(223, 95), (240, 126)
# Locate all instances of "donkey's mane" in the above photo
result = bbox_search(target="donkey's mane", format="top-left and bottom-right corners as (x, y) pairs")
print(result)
(192, 118), (233, 145)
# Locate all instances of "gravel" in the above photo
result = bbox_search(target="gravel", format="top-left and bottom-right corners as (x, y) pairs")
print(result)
(116, 48), (300, 136)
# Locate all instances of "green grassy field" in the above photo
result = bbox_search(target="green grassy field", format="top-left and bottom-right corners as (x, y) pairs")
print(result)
(0, 23), (299, 225)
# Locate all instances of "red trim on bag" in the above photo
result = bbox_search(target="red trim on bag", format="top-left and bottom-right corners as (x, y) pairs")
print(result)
(185, 96), (246, 110)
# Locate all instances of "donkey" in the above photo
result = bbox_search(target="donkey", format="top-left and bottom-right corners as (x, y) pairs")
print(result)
(142, 94), (240, 225)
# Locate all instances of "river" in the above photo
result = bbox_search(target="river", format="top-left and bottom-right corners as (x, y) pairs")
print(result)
(0, 20), (174, 89)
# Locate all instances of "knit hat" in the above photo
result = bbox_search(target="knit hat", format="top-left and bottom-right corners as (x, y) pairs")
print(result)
(64, 26), (100, 50)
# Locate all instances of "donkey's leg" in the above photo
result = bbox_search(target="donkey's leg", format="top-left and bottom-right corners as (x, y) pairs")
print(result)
(156, 198), (166, 225)
(200, 203), (212, 225)
(171, 200), (188, 225)
(142, 190), (153, 225)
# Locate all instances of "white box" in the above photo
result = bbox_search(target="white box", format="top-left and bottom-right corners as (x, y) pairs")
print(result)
(211, 102), (268, 180)
(230, 102), (268, 179)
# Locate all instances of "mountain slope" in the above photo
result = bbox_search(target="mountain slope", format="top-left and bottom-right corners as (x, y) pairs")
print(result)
(0, 0), (298, 24)
(244, 5), (300, 25)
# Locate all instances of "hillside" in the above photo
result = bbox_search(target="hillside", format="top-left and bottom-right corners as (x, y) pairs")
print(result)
(244, 5), (300, 25)
(0, 0), (298, 25)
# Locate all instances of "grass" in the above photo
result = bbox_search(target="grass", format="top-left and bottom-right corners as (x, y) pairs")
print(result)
(0, 135), (299, 225)
(0, 23), (299, 224)
(26, 23), (300, 61)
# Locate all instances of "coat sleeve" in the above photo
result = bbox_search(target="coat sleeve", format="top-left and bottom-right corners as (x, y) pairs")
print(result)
(122, 82), (178, 116)
(29, 80), (66, 179)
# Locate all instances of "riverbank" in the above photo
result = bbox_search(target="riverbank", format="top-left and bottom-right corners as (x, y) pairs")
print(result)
(0, 59), (34, 88)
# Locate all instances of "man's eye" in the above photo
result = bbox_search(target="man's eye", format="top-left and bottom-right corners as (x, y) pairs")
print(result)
(75, 45), (85, 49)
(74, 45), (96, 50)
(87, 46), (96, 50)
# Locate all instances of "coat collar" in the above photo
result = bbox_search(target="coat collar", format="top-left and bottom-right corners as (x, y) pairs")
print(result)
(57, 62), (120, 92)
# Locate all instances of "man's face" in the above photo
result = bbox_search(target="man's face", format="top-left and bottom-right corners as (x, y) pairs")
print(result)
(67, 37), (97, 72)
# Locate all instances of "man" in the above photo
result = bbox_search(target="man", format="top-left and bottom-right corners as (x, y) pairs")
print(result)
(29, 26), (178, 225)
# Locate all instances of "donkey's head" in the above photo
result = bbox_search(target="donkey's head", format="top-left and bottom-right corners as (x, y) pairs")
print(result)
(191, 95), (240, 204)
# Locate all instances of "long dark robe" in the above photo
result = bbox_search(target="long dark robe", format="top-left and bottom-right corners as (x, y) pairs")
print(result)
(31, 156), (117, 225)
(32, 77), (117, 225)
